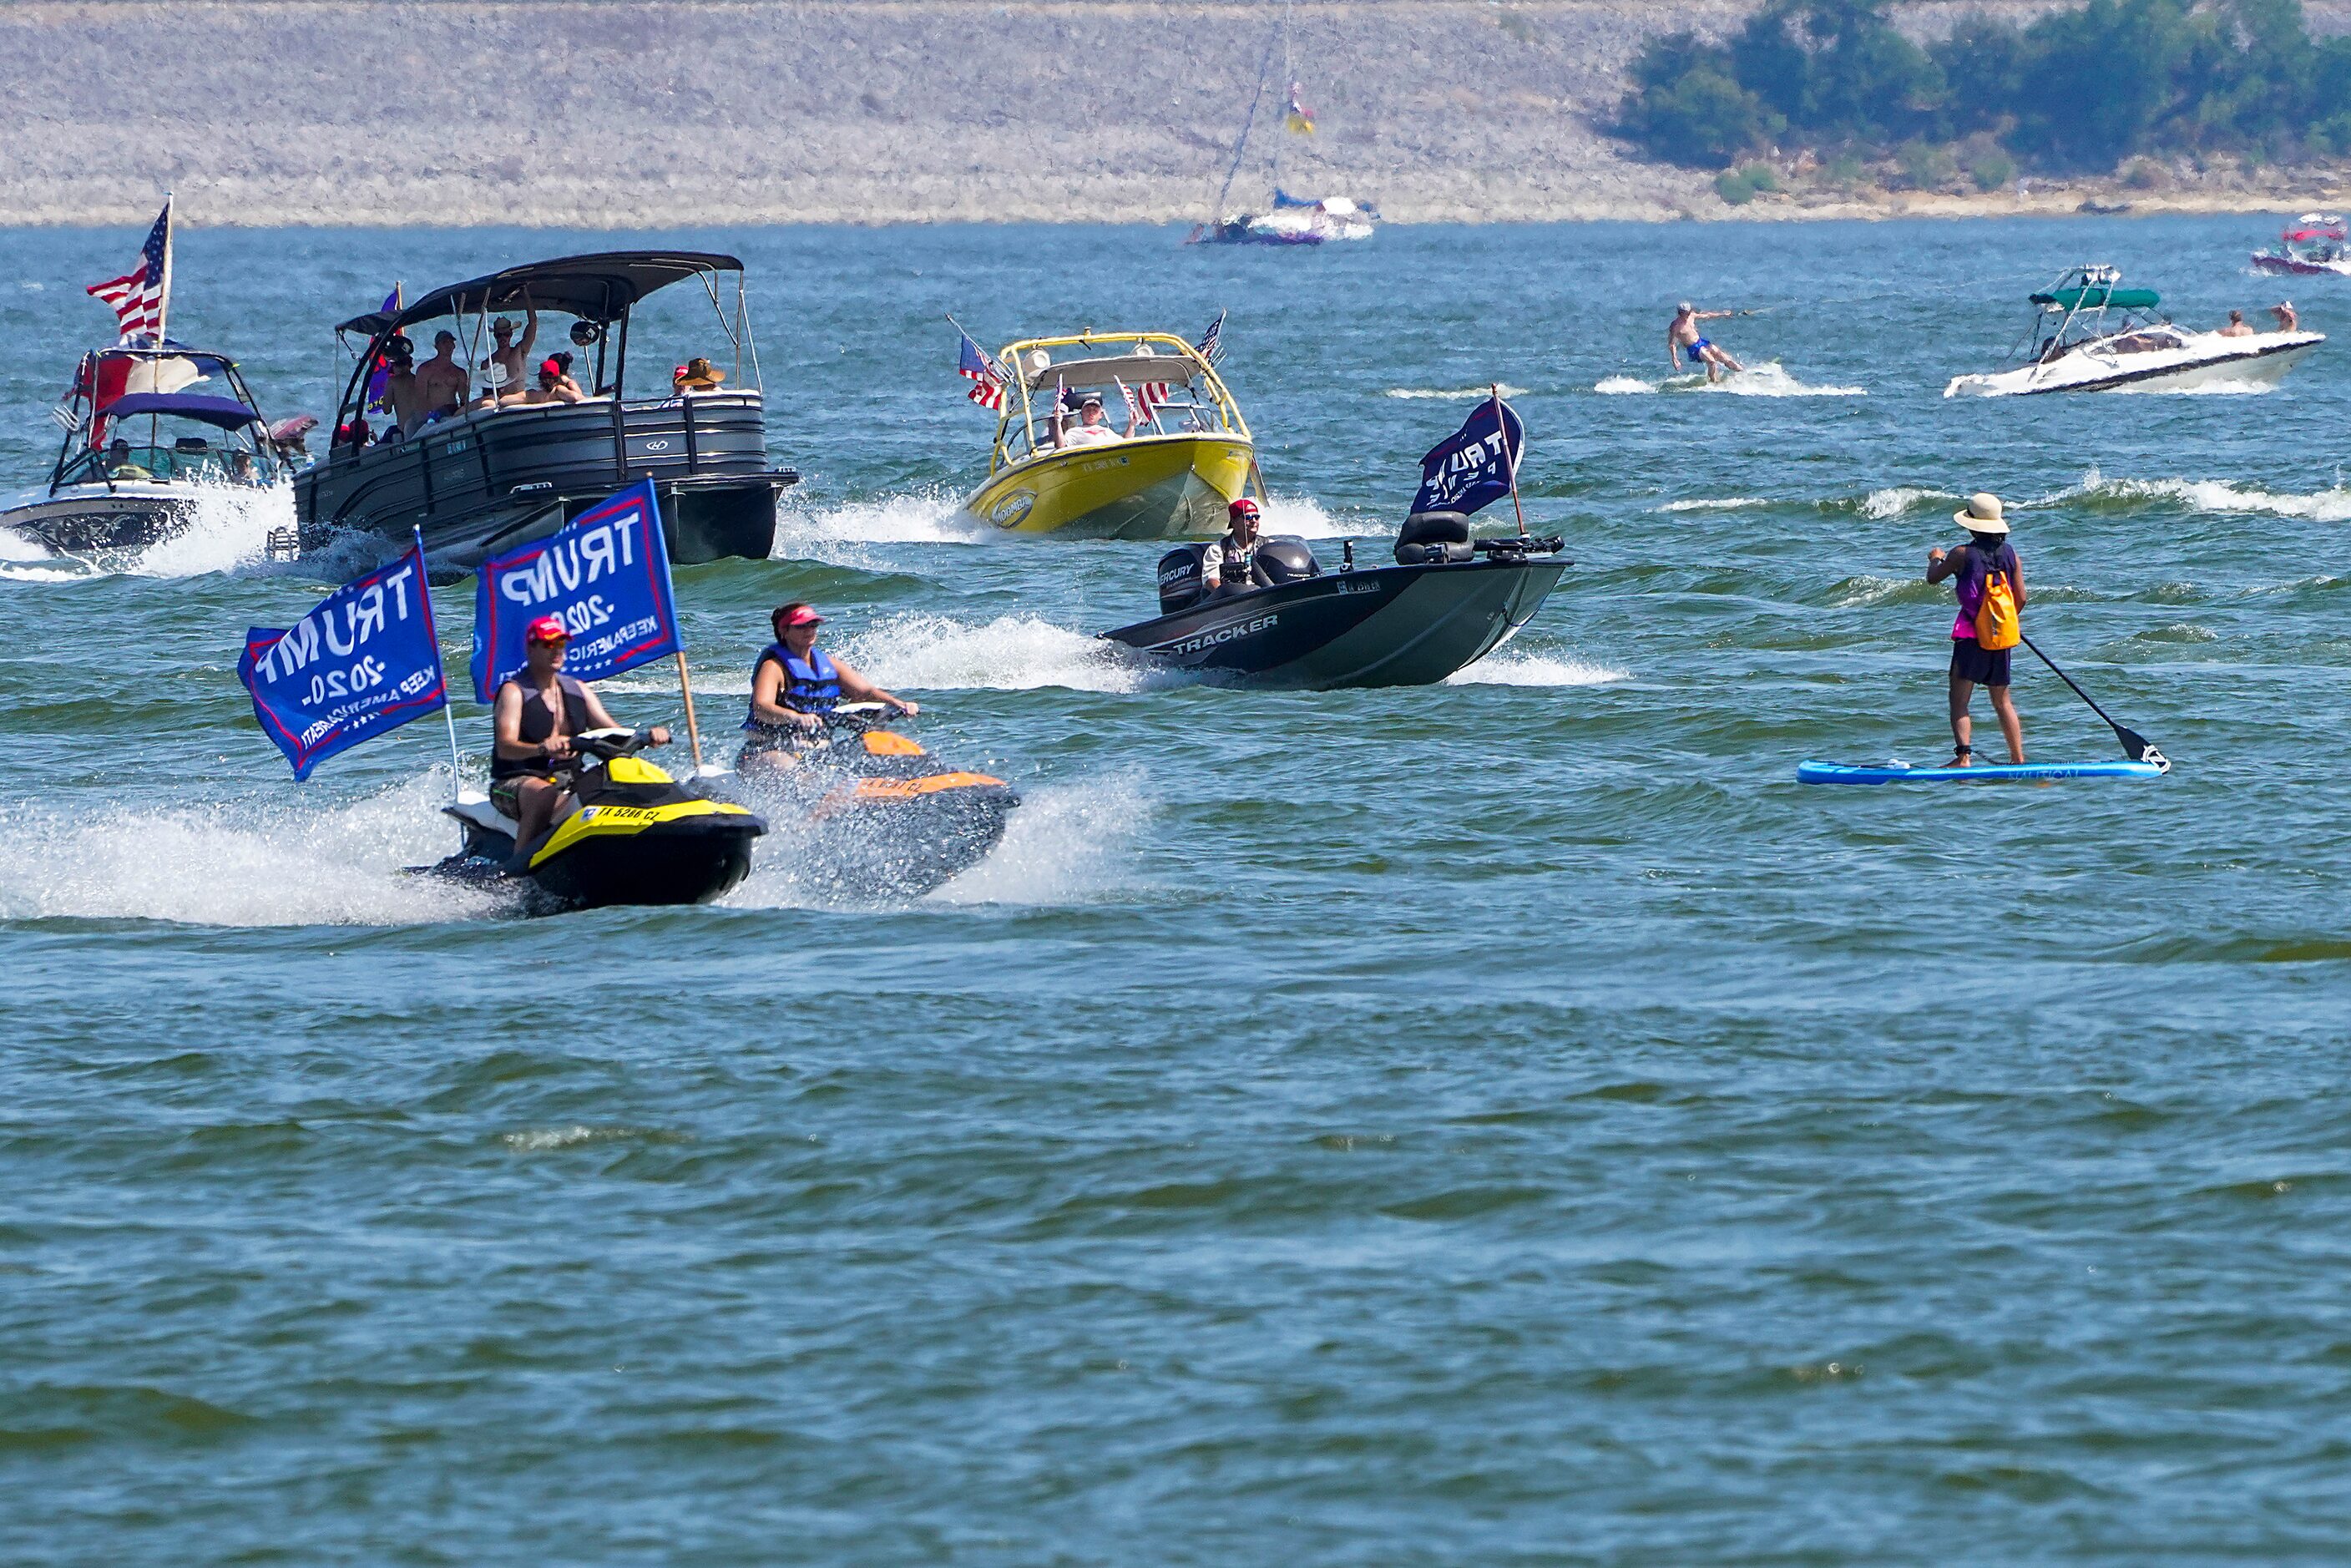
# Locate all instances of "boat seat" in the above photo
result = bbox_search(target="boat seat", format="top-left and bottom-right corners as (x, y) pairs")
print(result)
(1395, 511), (1473, 564)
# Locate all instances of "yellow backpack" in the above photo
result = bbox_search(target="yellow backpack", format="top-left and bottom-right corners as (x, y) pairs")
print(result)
(1974, 553), (2021, 650)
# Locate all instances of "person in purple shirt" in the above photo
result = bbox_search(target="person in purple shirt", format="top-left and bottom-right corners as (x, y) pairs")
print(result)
(1925, 493), (2027, 768)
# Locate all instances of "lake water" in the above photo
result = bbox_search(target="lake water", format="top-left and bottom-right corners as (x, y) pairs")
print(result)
(4, 217), (2349, 1561)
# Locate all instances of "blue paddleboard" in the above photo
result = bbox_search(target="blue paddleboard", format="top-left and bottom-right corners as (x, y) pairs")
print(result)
(1798, 758), (2168, 785)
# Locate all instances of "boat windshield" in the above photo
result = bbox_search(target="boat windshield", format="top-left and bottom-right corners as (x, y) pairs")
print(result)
(988, 336), (1244, 467)
(57, 435), (273, 487)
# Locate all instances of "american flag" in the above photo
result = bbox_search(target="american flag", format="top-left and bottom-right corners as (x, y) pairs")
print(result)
(1196, 309), (1226, 366)
(87, 199), (172, 344)
(1125, 381), (1174, 424)
(955, 325), (1005, 411)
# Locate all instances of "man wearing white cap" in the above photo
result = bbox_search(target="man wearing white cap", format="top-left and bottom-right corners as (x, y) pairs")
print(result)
(1926, 493), (2028, 767)
(1668, 301), (1745, 383)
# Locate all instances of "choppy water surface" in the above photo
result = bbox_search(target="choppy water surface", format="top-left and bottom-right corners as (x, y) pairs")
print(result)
(4, 218), (2349, 1561)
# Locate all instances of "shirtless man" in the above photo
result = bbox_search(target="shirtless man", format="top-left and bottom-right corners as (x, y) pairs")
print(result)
(1668, 301), (1746, 383)
(2272, 301), (2299, 332)
(486, 307), (538, 396)
(411, 331), (470, 429)
(2219, 309), (2254, 338)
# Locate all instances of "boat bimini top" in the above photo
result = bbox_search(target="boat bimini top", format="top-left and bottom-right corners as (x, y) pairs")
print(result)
(987, 331), (1249, 473)
(327, 250), (763, 442)
(2015, 265), (2174, 362)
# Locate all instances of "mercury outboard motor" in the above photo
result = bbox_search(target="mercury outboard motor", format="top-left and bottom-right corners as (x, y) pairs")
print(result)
(1157, 544), (1208, 613)
(1394, 512), (1474, 565)
(1256, 537), (1322, 584)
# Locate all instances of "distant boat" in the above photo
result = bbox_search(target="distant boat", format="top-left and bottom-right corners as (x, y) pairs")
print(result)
(2252, 213), (2351, 276)
(1186, 4), (1376, 246)
(1, 342), (285, 556)
(1944, 264), (2323, 397)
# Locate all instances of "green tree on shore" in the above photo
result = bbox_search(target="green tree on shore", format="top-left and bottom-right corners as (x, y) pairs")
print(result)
(1615, 0), (2351, 176)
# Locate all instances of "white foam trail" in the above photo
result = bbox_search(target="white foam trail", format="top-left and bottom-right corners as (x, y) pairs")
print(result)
(1260, 493), (1354, 539)
(1384, 384), (1529, 400)
(1863, 486), (1956, 519)
(832, 613), (1186, 693)
(0, 775), (503, 927)
(775, 487), (989, 549)
(1445, 651), (1628, 687)
(0, 481), (294, 580)
(1657, 497), (1770, 513)
(930, 779), (1146, 906)
(1601, 363), (1862, 397)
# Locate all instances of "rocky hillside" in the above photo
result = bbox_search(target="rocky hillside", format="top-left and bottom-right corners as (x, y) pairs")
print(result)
(3, 0), (2347, 225)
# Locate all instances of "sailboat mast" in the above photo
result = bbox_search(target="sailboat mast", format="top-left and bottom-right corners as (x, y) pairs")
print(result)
(1211, 18), (1281, 219)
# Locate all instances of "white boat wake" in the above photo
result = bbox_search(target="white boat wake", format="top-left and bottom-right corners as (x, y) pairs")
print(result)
(1596, 362), (1864, 397)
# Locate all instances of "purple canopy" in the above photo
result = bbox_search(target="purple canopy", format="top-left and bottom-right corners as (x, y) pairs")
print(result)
(101, 392), (261, 430)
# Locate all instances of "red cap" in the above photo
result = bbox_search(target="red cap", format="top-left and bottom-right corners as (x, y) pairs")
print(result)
(539, 357), (563, 377)
(1228, 496), (1261, 521)
(777, 604), (824, 628)
(526, 615), (569, 644)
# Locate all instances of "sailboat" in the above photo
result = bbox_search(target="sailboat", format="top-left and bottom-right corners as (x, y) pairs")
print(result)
(1186, 4), (1377, 246)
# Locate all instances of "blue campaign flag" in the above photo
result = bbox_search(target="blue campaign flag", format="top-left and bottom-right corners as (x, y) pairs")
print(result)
(1411, 397), (1525, 517)
(469, 479), (680, 701)
(240, 539), (447, 781)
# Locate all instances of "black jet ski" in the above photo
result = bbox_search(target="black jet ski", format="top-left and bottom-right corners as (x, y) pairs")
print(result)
(420, 728), (766, 910)
(718, 703), (1018, 898)
(1099, 522), (1567, 689)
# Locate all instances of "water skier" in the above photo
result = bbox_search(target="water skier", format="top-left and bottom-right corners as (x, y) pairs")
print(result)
(1668, 302), (1746, 383)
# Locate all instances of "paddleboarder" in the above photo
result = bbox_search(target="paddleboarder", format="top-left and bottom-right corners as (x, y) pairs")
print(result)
(1668, 302), (1745, 384)
(1926, 493), (2027, 768)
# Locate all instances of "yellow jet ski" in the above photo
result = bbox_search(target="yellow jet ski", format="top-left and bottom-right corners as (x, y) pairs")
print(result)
(958, 331), (1261, 539)
(421, 729), (766, 910)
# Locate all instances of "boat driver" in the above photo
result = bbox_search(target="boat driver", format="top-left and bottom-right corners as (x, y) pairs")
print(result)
(738, 602), (918, 773)
(1201, 497), (1271, 596)
(1052, 389), (1135, 449)
(491, 615), (670, 857)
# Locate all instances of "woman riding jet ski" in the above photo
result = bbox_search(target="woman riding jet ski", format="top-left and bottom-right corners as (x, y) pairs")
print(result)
(1099, 402), (1568, 689)
(722, 602), (1018, 898)
(418, 615), (765, 910)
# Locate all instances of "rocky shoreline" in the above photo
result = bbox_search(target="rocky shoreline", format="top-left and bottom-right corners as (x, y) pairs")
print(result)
(3, 0), (2346, 227)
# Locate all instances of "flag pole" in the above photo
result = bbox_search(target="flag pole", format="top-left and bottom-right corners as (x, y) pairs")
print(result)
(675, 651), (707, 776)
(153, 194), (173, 349)
(1494, 382), (1527, 536)
(415, 529), (463, 803)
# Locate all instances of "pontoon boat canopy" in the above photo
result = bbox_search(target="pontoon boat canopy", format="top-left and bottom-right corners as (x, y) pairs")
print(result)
(2031, 286), (2159, 310)
(99, 392), (262, 428)
(336, 251), (745, 336)
(1022, 353), (1201, 391)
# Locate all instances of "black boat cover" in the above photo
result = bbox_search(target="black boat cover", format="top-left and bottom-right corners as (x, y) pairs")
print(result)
(336, 252), (744, 336)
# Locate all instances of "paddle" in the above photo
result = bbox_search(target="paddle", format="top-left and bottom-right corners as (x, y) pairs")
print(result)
(2019, 632), (2168, 771)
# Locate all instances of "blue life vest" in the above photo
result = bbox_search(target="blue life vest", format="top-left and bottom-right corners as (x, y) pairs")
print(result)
(745, 642), (840, 729)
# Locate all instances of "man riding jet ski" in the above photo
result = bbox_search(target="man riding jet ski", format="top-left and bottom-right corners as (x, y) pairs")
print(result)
(720, 602), (1018, 898)
(418, 614), (765, 909)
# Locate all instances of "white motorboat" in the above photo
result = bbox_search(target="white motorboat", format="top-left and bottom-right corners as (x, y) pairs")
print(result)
(1945, 266), (2322, 397)
(3, 343), (286, 554)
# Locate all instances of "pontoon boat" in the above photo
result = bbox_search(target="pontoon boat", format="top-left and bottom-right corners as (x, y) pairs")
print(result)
(1944, 266), (2322, 397)
(958, 331), (1261, 539)
(1, 343), (283, 556)
(295, 251), (797, 571)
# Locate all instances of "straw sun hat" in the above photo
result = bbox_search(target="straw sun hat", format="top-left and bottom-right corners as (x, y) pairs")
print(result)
(1954, 493), (2010, 535)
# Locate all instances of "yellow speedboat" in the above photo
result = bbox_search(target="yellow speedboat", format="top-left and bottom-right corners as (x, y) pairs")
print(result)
(959, 331), (1261, 539)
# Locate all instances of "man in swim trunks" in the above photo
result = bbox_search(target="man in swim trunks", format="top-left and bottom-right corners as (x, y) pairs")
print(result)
(1668, 301), (1746, 383)
(1925, 493), (2027, 768)
(490, 615), (670, 857)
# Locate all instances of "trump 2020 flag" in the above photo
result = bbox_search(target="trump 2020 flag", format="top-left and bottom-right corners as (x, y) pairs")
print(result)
(240, 539), (447, 781)
(469, 479), (680, 701)
(1412, 397), (1525, 517)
